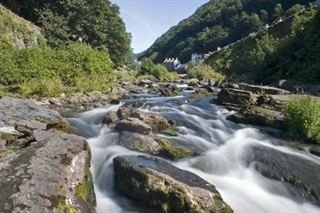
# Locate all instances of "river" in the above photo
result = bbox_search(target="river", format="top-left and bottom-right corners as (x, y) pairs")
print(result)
(64, 86), (320, 213)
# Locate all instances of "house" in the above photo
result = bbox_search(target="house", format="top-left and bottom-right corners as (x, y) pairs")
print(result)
(162, 57), (188, 74)
(191, 53), (204, 65)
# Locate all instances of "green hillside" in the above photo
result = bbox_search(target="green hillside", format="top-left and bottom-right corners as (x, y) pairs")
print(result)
(0, 0), (131, 66)
(138, 0), (313, 63)
(205, 6), (320, 84)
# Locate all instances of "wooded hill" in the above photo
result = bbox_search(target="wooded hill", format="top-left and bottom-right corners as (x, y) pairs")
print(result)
(204, 6), (320, 84)
(138, 0), (313, 64)
(0, 0), (131, 66)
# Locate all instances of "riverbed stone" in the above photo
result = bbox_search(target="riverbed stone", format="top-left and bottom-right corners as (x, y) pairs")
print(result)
(117, 107), (170, 131)
(218, 88), (257, 105)
(119, 131), (161, 154)
(102, 110), (119, 125)
(113, 155), (233, 213)
(114, 117), (152, 135)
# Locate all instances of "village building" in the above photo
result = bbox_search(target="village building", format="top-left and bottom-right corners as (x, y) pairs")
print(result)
(191, 53), (204, 65)
(162, 57), (188, 73)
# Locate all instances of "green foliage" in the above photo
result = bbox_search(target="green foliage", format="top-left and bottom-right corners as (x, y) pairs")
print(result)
(187, 64), (225, 79)
(161, 202), (169, 213)
(282, 95), (320, 142)
(138, 0), (311, 63)
(205, 6), (320, 84)
(125, 49), (140, 70)
(1, 0), (131, 67)
(0, 42), (115, 97)
(138, 58), (175, 81)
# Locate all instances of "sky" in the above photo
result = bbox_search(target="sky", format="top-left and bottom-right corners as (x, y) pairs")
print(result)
(111, 0), (209, 53)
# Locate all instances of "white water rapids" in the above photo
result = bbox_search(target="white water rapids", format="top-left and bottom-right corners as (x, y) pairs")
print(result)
(64, 90), (320, 213)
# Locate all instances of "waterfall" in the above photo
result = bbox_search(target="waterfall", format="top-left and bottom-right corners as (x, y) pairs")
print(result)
(64, 93), (320, 213)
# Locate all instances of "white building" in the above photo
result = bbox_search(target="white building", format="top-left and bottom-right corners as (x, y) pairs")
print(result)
(191, 53), (204, 65)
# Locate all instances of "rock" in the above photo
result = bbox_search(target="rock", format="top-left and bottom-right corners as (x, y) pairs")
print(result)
(201, 85), (221, 93)
(249, 145), (320, 206)
(238, 83), (291, 95)
(117, 107), (170, 131)
(0, 97), (95, 213)
(131, 109), (170, 131)
(218, 88), (257, 105)
(238, 106), (286, 130)
(114, 117), (152, 135)
(113, 155), (233, 213)
(0, 139), (6, 153)
(110, 99), (120, 104)
(155, 138), (194, 160)
(119, 131), (161, 154)
(159, 88), (178, 97)
(0, 133), (95, 213)
(102, 110), (119, 125)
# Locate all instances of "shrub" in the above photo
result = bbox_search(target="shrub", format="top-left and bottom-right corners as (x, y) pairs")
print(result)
(282, 95), (320, 142)
(187, 64), (225, 79)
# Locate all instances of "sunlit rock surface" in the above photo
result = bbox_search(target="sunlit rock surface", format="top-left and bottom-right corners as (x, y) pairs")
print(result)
(0, 97), (95, 212)
(113, 155), (233, 213)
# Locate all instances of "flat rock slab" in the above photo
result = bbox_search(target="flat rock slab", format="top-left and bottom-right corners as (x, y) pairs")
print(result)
(0, 97), (95, 212)
(113, 155), (233, 213)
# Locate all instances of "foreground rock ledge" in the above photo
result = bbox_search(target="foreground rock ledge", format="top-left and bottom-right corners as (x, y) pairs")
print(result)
(0, 97), (95, 212)
(113, 155), (233, 213)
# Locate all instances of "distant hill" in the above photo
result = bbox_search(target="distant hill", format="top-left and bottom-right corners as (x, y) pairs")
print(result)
(138, 0), (313, 63)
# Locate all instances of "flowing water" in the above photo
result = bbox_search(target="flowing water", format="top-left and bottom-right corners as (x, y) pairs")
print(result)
(64, 86), (320, 213)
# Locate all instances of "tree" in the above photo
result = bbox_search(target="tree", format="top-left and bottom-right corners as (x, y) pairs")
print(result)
(124, 49), (140, 71)
(273, 3), (284, 20)
(1, 0), (131, 67)
(260, 9), (269, 23)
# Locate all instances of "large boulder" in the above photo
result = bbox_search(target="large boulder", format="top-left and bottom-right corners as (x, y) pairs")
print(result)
(0, 97), (95, 213)
(113, 155), (233, 213)
(114, 117), (152, 135)
(249, 145), (320, 206)
(218, 88), (257, 105)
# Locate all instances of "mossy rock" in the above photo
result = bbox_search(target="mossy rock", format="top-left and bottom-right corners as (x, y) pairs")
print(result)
(160, 128), (178, 136)
(155, 138), (192, 160)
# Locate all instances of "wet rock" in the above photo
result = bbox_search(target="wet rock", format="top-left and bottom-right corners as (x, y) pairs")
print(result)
(249, 145), (320, 206)
(110, 99), (120, 104)
(119, 131), (161, 154)
(102, 110), (119, 125)
(159, 88), (178, 97)
(114, 117), (152, 135)
(113, 155), (233, 213)
(131, 110), (170, 131)
(117, 107), (170, 131)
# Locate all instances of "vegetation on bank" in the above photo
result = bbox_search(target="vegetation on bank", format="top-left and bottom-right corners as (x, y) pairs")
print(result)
(0, 42), (115, 97)
(282, 95), (320, 142)
(0, 0), (131, 67)
(138, 0), (313, 63)
(205, 5), (320, 84)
